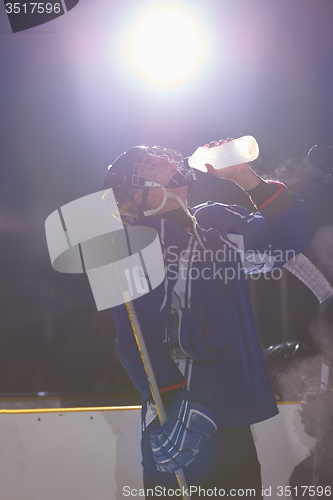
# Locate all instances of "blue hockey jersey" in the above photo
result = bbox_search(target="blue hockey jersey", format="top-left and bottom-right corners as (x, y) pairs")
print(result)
(111, 193), (312, 428)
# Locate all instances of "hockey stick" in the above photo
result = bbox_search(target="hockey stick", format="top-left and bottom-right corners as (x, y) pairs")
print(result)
(124, 300), (191, 500)
(284, 253), (333, 497)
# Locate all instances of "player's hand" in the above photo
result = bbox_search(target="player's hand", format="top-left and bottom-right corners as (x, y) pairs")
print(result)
(204, 138), (249, 180)
(150, 391), (218, 473)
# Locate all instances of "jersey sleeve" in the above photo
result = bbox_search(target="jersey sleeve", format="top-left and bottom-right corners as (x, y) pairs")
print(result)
(193, 183), (313, 274)
(112, 301), (186, 402)
(247, 179), (298, 215)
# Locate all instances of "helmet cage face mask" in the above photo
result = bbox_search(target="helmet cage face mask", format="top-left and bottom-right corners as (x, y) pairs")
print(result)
(102, 145), (196, 225)
(131, 146), (196, 190)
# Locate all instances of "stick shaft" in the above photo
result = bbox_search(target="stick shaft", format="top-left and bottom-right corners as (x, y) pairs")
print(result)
(125, 302), (167, 423)
(125, 301), (191, 500)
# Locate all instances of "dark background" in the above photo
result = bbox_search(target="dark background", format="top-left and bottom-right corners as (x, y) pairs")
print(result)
(1, 0), (333, 405)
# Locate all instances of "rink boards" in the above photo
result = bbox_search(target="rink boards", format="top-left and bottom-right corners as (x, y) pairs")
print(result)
(0, 403), (315, 500)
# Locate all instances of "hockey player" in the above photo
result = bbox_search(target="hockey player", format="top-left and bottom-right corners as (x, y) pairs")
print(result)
(102, 139), (313, 499)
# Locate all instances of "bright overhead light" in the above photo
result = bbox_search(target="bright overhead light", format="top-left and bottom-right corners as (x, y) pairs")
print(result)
(124, 5), (207, 88)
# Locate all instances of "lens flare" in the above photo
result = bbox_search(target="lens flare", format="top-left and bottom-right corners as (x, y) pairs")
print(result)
(125, 5), (206, 88)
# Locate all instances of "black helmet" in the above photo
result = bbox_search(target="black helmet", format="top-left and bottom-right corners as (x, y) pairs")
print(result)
(264, 341), (317, 401)
(102, 145), (196, 224)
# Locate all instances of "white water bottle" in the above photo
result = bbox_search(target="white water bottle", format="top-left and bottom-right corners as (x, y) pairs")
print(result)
(187, 136), (259, 172)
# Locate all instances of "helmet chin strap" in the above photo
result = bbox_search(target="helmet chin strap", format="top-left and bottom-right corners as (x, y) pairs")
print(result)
(144, 188), (207, 250)
(143, 187), (169, 217)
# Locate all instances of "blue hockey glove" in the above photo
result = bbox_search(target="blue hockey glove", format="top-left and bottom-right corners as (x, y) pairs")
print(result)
(150, 391), (218, 473)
